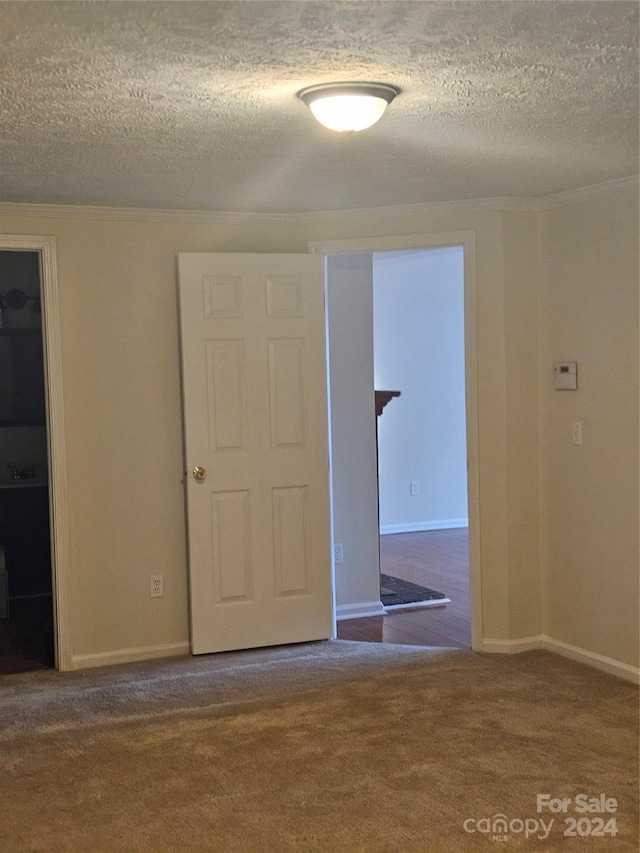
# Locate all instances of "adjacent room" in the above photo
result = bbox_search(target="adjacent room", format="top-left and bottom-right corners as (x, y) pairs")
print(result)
(337, 245), (472, 647)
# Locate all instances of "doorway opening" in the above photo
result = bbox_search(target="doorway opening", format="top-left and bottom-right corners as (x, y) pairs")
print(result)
(0, 235), (69, 672)
(0, 250), (54, 673)
(372, 246), (470, 647)
(317, 231), (480, 651)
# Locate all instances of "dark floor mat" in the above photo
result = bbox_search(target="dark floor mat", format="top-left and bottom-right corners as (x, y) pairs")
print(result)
(380, 574), (448, 608)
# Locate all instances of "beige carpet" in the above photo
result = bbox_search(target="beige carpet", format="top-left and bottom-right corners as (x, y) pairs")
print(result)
(0, 641), (637, 851)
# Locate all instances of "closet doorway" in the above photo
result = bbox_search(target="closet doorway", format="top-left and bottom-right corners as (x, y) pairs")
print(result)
(0, 235), (70, 673)
(0, 250), (53, 672)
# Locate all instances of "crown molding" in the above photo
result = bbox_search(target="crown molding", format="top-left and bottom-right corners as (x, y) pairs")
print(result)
(0, 197), (534, 224)
(295, 196), (536, 225)
(0, 202), (291, 226)
(534, 175), (639, 211)
(0, 176), (637, 225)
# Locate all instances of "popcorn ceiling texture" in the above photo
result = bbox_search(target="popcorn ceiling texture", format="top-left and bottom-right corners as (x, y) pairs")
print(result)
(0, 1), (638, 213)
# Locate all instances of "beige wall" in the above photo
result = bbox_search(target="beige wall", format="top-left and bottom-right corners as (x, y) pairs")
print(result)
(538, 188), (639, 667)
(503, 210), (543, 639)
(0, 184), (637, 671)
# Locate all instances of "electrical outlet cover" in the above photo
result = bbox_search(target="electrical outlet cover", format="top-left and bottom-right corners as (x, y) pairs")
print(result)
(150, 574), (164, 598)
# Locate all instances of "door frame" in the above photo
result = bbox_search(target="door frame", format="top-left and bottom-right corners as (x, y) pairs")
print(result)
(0, 234), (71, 670)
(310, 231), (482, 650)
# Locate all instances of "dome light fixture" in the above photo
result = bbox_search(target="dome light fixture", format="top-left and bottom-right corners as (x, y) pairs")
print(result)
(298, 82), (399, 132)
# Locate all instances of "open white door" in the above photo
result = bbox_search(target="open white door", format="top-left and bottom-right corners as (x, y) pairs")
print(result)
(178, 253), (333, 654)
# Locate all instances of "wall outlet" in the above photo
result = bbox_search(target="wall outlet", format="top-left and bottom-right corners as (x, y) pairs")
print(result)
(410, 481), (420, 496)
(150, 573), (164, 598)
(334, 543), (344, 565)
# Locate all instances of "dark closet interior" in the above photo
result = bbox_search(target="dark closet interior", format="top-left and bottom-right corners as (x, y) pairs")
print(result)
(0, 250), (54, 673)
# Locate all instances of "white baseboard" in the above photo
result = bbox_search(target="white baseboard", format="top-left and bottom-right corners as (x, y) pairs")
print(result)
(541, 636), (639, 685)
(479, 634), (639, 684)
(66, 632), (639, 685)
(478, 636), (544, 655)
(70, 641), (190, 671)
(335, 600), (386, 621)
(380, 519), (468, 535)
(385, 598), (451, 612)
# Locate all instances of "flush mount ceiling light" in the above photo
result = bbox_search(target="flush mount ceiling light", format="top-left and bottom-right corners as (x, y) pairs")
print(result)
(298, 82), (399, 132)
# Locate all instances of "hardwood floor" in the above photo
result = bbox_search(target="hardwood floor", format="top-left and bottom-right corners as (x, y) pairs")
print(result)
(0, 596), (54, 675)
(337, 529), (470, 648)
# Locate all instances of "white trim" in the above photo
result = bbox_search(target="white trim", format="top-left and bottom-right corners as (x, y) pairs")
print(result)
(0, 175), (638, 226)
(384, 598), (451, 612)
(541, 636), (639, 685)
(311, 230), (476, 256)
(380, 520), (468, 535)
(479, 635), (639, 684)
(70, 641), (190, 671)
(0, 201), (290, 225)
(0, 234), (72, 671)
(0, 199), (533, 225)
(1, 177), (635, 226)
(335, 601), (386, 621)
(534, 175), (639, 210)
(298, 196), (535, 223)
(313, 230), (482, 653)
(461, 233), (482, 654)
(479, 636), (545, 654)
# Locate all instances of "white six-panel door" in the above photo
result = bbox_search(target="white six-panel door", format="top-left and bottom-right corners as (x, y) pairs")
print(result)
(178, 253), (333, 654)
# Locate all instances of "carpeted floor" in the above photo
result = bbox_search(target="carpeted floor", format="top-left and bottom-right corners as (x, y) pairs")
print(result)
(0, 641), (637, 851)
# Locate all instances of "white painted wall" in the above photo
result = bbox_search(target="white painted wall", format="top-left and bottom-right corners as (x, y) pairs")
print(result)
(373, 247), (467, 533)
(326, 254), (382, 619)
(538, 187), (639, 668)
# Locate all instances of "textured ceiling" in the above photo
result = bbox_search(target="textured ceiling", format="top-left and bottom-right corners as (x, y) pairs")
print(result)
(1, 1), (638, 213)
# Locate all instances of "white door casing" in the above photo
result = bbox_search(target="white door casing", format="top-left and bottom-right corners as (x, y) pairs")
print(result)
(178, 253), (333, 654)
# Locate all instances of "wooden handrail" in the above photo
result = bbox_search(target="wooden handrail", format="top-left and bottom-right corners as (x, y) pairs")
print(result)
(375, 390), (401, 417)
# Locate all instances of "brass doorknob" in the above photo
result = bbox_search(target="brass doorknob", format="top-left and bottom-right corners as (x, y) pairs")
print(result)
(192, 466), (207, 482)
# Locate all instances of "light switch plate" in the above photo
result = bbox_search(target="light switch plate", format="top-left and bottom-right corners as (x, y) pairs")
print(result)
(572, 420), (583, 446)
